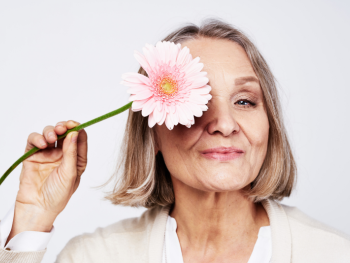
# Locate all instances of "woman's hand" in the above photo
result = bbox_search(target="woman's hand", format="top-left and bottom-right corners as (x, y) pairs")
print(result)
(6, 120), (88, 244)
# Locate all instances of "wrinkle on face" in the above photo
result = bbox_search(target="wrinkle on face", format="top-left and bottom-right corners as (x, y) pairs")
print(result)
(154, 37), (270, 193)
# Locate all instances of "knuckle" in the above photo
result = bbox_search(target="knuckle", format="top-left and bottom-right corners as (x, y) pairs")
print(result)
(68, 148), (78, 157)
(79, 166), (86, 174)
(56, 121), (66, 126)
(44, 125), (55, 133)
(27, 132), (35, 140)
(43, 125), (54, 133)
(44, 127), (56, 139)
(72, 148), (78, 156)
(68, 120), (80, 126)
(28, 132), (40, 142)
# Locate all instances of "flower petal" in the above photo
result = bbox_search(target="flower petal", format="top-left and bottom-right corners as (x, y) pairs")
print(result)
(158, 110), (166, 125)
(153, 107), (163, 123)
(203, 94), (212, 101)
(163, 42), (170, 65)
(148, 111), (156, 128)
(122, 72), (151, 86)
(168, 111), (178, 126)
(134, 51), (151, 73)
(165, 114), (174, 130)
(176, 46), (191, 67)
(189, 93), (210, 104)
(181, 57), (200, 73)
(126, 84), (152, 94)
(131, 98), (149, 111)
(132, 89), (154, 101)
(185, 62), (204, 77)
(199, 104), (208, 111)
(190, 85), (211, 95)
(168, 42), (178, 67)
(122, 81), (150, 88)
(185, 71), (207, 82)
(169, 104), (176, 114)
(180, 103), (195, 122)
(176, 104), (189, 125)
(141, 97), (157, 117)
(156, 100), (163, 112)
(156, 41), (166, 63)
(187, 77), (209, 89)
(124, 41), (213, 131)
(143, 45), (157, 70)
(185, 102), (203, 117)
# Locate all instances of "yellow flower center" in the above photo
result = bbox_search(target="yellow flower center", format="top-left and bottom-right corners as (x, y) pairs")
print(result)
(159, 77), (178, 96)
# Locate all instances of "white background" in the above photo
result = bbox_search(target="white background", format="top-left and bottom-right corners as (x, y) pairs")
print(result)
(0, 0), (349, 262)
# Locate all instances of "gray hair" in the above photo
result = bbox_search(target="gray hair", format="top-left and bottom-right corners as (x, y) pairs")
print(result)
(101, 18), (297, 208)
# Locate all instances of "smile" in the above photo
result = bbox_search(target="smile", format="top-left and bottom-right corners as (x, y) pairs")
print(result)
(200, 147), (244, 161)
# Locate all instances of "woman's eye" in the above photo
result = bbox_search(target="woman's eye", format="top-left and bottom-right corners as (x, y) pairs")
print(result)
(235, 99), (255, 108)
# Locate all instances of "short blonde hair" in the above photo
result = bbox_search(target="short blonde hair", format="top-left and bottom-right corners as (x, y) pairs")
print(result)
(103, 18), (297, 208)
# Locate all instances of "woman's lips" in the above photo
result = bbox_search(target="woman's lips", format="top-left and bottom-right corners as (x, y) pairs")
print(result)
(200, 147), (244, 161)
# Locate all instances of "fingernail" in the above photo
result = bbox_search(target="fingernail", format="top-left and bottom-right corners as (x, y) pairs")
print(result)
(56, 122), (64, 127)
(48, 132), (55, 138)
(71, 132), (78, 143)
(40, 139), (47, 146)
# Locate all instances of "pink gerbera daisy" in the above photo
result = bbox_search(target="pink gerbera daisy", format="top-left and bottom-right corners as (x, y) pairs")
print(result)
(121, 41), (212, 130)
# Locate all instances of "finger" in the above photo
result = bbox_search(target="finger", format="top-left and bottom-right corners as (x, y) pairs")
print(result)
(66, 120), (80, 130)
(55, 121), (68, 149)
(25, 132), (48, 153)
(59, 131), (79, 181)
(57, 137), (64, 149)
(54, 121), (68, 136)
(73, 173), (81, 193)
(76, 129), (88, 176)
(42, 125), (57, 148)
(55, 120), (80, 149)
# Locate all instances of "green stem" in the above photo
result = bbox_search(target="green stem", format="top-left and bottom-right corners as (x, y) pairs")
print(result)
(0, 101), (133, 186)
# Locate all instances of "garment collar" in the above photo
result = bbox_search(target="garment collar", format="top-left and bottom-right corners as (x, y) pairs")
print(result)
(261, 199), (292, 263)
(149, 199), (292, 263)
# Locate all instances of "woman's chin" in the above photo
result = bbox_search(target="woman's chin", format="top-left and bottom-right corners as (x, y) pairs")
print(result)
(196, 174), (251, 193)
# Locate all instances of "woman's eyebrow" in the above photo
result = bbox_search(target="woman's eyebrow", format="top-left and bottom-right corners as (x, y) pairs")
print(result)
(234, 76), (259, 86)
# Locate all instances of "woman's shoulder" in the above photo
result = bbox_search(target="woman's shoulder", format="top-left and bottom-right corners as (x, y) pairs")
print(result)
(77, 205), (162, 239)
(282, 203), (350, 241)
(281, 203), (350, 260)
(56, 205), (168, 262)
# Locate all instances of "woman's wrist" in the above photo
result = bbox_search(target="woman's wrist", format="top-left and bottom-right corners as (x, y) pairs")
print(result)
(6, 202), (57, 245)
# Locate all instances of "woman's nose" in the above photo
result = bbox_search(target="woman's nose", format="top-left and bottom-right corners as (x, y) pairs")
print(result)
(206, 100), (240, 137)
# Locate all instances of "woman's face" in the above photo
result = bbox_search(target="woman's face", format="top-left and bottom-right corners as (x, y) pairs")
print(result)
(155, 37), (269, 192)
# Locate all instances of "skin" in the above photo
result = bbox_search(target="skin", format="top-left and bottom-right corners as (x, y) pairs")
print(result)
(7, 37), (270, 263)
(6, 121), (87, 243)
(154, 38), (270, 262)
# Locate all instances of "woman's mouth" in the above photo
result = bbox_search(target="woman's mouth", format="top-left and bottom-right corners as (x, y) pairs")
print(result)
(200, 147), (244, 161)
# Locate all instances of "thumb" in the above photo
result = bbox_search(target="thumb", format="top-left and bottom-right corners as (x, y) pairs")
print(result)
(59, 131), (79, 179)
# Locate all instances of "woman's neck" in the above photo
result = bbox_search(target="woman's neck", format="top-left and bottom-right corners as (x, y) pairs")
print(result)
(169, 178), (270, 262)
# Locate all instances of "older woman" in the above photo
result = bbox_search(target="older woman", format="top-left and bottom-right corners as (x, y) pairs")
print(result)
(1, 19), (350, 263)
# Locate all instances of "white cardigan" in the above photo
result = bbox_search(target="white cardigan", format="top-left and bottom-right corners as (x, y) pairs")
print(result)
(0, 206), (272, 262)
(1, 199), (350, 263)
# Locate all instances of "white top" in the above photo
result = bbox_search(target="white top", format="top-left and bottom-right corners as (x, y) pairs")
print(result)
(1, 199), (350, 262)
(162, 215), (271, 263)
(0, 204), (55, 251)
(1, 203), (271, 262)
